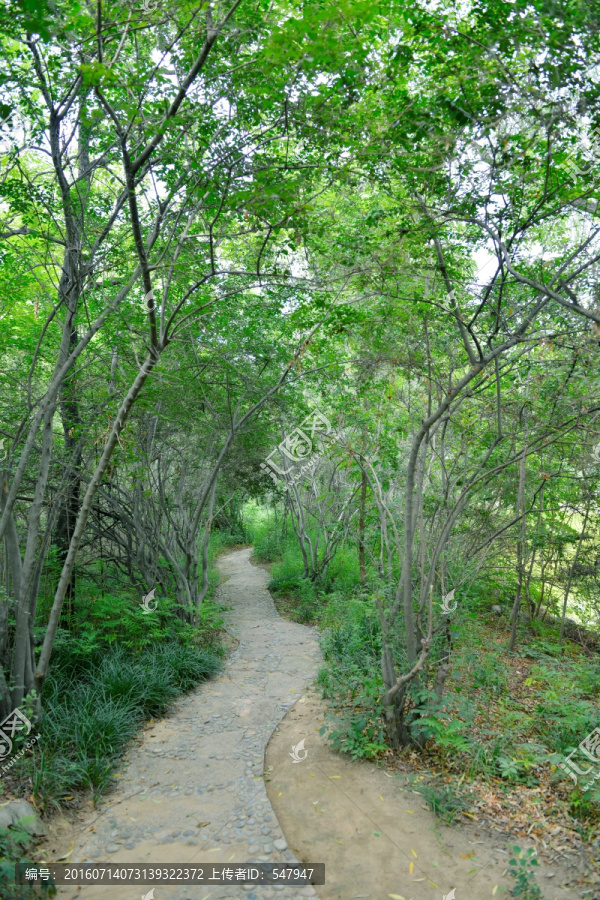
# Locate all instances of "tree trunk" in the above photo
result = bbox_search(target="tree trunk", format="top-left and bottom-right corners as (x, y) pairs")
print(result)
(559, 499), (591, 647)
(358, 466), (367, 586)
(508, 402), (529, 652)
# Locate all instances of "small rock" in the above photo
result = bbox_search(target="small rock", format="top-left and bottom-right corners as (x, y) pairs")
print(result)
(105, 844), (120, 853)
(273, 839), (287, 851)
(0, 800), (47, 836)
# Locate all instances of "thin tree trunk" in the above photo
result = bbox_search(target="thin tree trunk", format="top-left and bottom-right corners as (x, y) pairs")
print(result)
(509, 403), (529, 652)
(559, 499), (591, 647)
(195, 479), (218, 619)
(34, 350), (161, 697)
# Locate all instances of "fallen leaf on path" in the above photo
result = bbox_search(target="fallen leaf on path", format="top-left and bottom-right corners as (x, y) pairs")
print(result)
(405, 810), (414, 814)
(492, 887), (498, 896)
(56, 845), (73, 861)
(409, 862), (414, 875)
(335, 840), (344, 845)
(380, 795), (385, 801)
(461, 853), (474, 858)
(388, 894), (406, 899)
(411, 849), (417, 858)
(277, 792), (282, 798)
(197, 822), (210, 827)
(329, 776), (341, 779)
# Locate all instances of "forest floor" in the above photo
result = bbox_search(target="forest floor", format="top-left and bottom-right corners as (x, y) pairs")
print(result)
(36, 548), (589, 899)
(266, 688), (580, 900)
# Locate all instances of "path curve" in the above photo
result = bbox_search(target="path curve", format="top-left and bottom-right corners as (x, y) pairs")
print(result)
(49, 548), (322, 900)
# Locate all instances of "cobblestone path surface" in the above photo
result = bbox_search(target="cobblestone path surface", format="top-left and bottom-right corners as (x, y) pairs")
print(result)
(53, 548), (322, 900)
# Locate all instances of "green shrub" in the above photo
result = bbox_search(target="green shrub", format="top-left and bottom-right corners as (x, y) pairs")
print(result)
(508, 846), (542, 899)
(0, 820), (56, 899)
(533, 696), (597, 754)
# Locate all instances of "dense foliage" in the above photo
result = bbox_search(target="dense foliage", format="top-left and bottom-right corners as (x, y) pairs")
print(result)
(1, 2), (600, 886)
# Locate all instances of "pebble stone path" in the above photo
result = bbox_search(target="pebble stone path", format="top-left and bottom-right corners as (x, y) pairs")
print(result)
(55, 548), (322, 900)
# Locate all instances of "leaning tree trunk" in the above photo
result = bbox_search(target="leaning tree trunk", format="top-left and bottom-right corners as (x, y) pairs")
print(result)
(54, 324), (82, 624)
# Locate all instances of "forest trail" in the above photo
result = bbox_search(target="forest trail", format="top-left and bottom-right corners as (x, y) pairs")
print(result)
(41, 548), (573, 900)
(43, 548), (321, 899)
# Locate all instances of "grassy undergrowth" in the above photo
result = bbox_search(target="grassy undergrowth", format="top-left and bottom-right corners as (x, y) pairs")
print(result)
(14, 639), (222, 809)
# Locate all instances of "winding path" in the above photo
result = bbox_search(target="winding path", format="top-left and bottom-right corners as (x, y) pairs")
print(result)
(52, 548), (322, 900)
